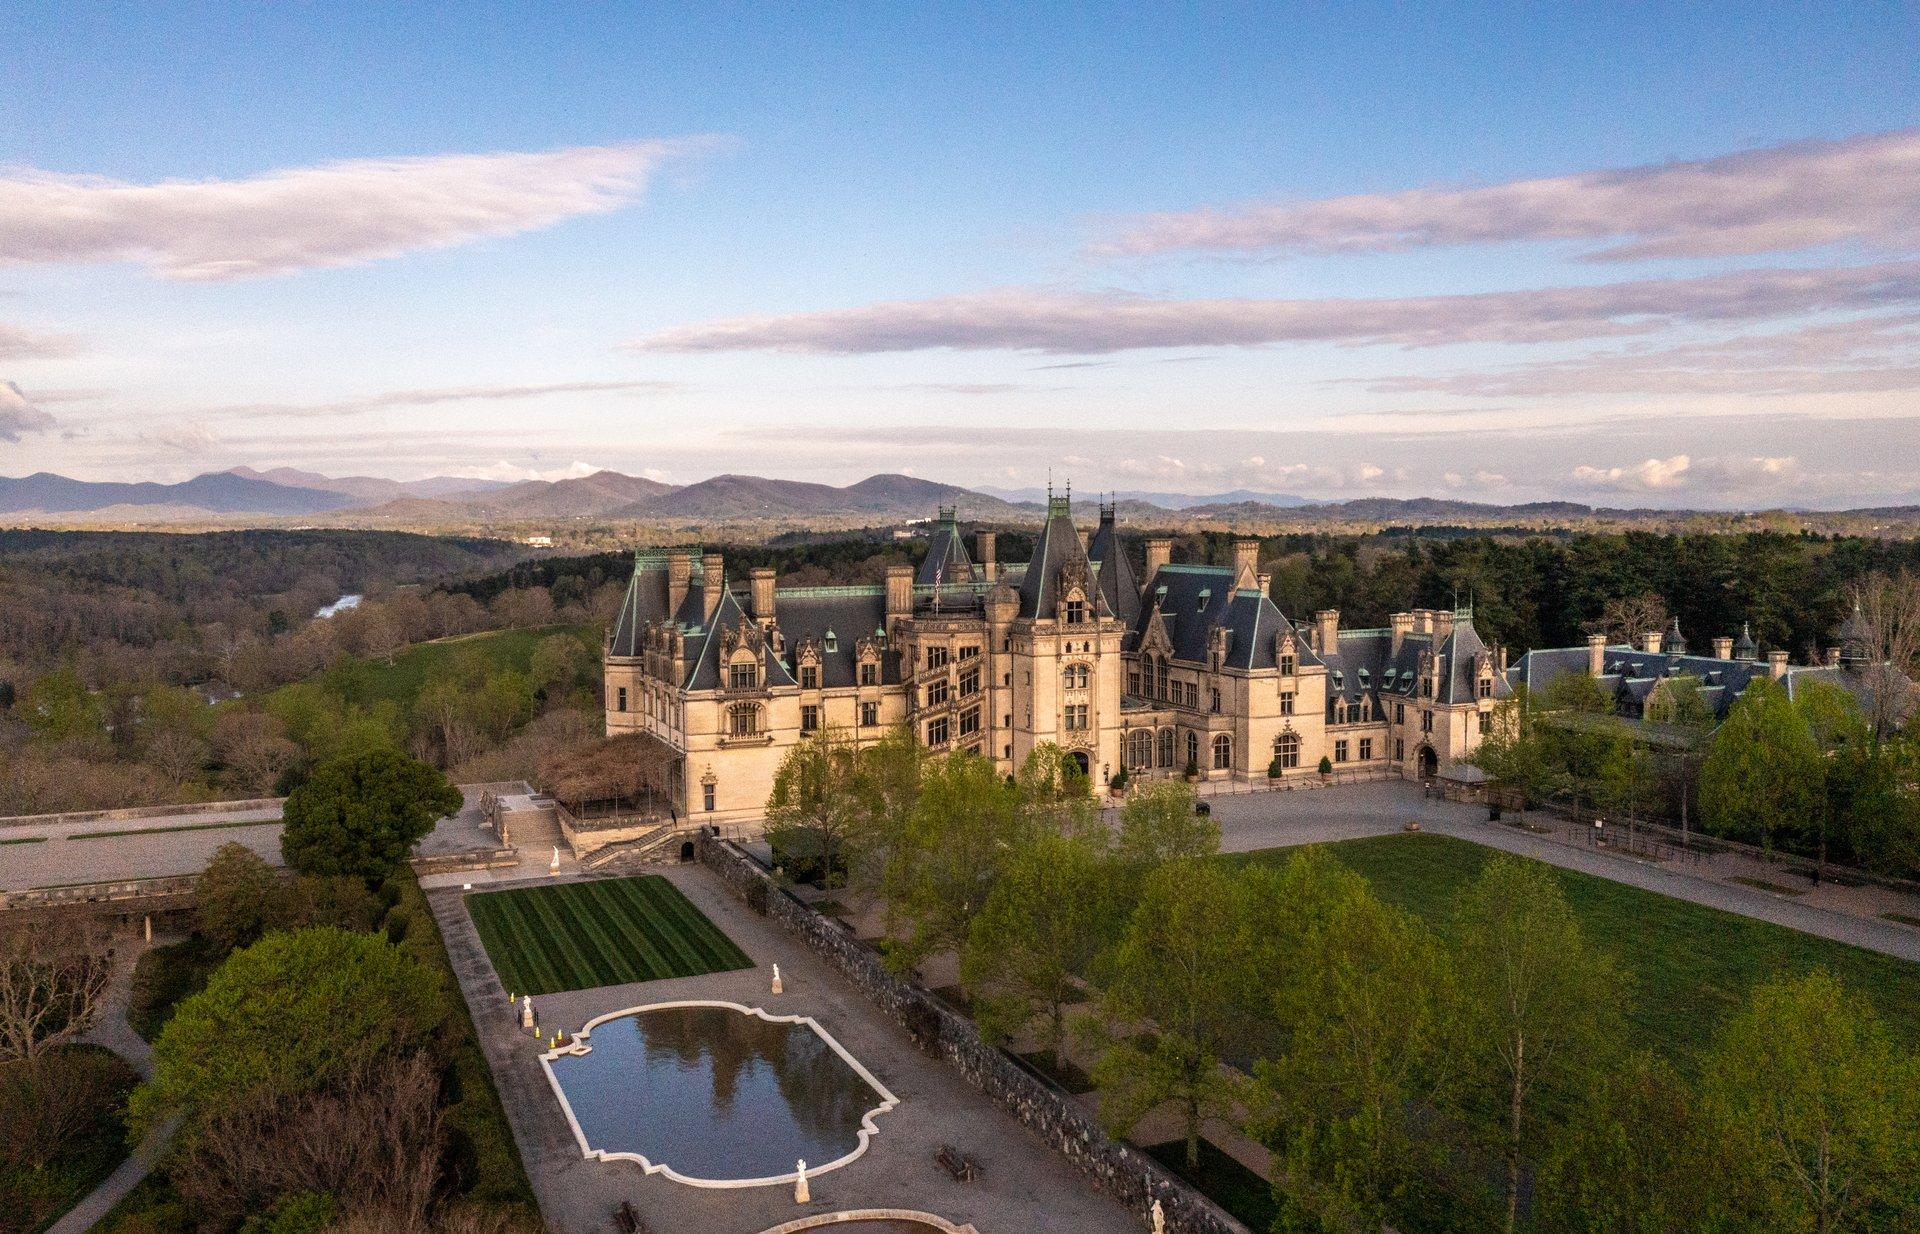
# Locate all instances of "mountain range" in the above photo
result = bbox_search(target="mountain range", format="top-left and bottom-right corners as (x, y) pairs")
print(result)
(3, 466), (1915, 530)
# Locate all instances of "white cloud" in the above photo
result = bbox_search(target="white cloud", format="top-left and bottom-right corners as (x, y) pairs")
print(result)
(454, 459), (606, 483)
(0, 140), (714, 281)
(0, 380), (55, 441)
(1570, 454), (1802, 495)
(631, 262), (1920, 355)
(206, 379), (681, 420)
(1100, 128), (1920, 262)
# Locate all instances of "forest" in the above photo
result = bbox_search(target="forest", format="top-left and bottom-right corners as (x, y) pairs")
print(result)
(3, 524), (1918, 819)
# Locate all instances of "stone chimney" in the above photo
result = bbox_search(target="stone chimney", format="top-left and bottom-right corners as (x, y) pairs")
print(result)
(1588, 633), (1608, 677)
(1389, 612), (1414, 655)
(1712, 636), (1733, 660)
(885, 565), (914, 620)
(701, 552), (725, 621)
(1415, 610), (1435, 636)
(749, 568), (776, 622)
(667, 552), (691, 619)
(1769, 649), (1790, 680)
(1640, 630), (1664, 654)
(1145, 537), (1173, 577)
(1313, 609), (1340, 654)
(976, 531), (997, 582)
(1233, 539), (1260, 585)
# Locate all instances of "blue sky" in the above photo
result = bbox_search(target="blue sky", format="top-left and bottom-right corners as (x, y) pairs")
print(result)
(3, 3), (1919, 506)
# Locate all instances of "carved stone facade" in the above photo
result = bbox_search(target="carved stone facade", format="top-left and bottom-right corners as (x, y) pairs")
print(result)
(605, 498), (1507, 824)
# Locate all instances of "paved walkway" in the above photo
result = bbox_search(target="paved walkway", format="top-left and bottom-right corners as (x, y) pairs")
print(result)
(428, 865), (1140, 1234)
(49, 939), (178, 1234)
(1208, 782), (1920, 964)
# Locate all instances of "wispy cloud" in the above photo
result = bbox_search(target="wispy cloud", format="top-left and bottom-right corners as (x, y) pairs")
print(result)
(0, 380), (56, 441)
(1099, 129), (1920, 262)
(1356, 314), (1920, 397)
(631, 262), (1920, 355)
(0, 321), (78, 359)
(208, 379), (681, 419)
(0, 140), (716, 281)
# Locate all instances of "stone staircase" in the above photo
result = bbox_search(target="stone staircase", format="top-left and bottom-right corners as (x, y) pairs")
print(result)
(582, 824), (689, 871)
(500, 794), (564, 856)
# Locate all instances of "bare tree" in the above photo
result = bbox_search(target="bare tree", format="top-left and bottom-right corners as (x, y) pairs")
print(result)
(145, 728), (210, 787)
(1849, 571), (1920, 739)
(181, 1051), (444, 1226)
(1591, 592), (1669, 646)
(0, 920), (114, 1063)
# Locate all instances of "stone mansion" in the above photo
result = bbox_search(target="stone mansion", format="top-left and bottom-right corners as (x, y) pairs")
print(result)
(603, 497), (1510, 823)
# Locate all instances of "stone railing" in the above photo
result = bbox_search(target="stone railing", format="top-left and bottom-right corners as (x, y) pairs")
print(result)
(0, 796), (284, 832)
(1, 873), (201, 912)
(700, 838), (1249, 1234)
(410, 848), (520, 878)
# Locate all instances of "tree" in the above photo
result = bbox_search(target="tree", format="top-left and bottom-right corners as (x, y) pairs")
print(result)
(1450, 856), (1624, 1234)
(1084, 859), (1265, 1169)
(1533, 1051), (1705, 1234)
(766, 727), (868, 891)
(1698, 971), (1920, 1234)
(1113, 778), (1217, 873)
(1013, 743), (1099, 838)
(529, 632), (595, 707)
(884, 749), (1025, 966)
(197, 842), (282, 954)
(1470, 693), (1554, 808)
(0, 919), (113, 1063)
(20, 668), (106, 748)
(960, 829), (1117, 1068)
(1848, 571), (1920, 740)
(133, 928), (445, 1137)
(1594, 592), (1668, 646)
(1700, 678), (1826, 853)
(280, 749), (461, 880)
(1252, 848), (1453, 1234)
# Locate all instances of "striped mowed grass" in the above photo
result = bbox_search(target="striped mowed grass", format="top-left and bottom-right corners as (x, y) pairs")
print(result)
(466, 875), (752, 995)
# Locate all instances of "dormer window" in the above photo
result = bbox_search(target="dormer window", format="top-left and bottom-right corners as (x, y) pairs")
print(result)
(1280, 653), (1295, 676)
(1197, 588), (1211, 610)
(824, 629), (838, 653)
(729, 662), (759, 690)
(1066, 597), (1086, 625)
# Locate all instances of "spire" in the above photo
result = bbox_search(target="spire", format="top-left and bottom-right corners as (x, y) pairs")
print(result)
(1664, 615), (1688, 657)
(1733, 621), (1758, 661)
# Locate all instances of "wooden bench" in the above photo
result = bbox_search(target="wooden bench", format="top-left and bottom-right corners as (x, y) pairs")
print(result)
(936, 1144), (981, 1182)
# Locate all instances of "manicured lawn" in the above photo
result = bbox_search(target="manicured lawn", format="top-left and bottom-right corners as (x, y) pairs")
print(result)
(1236, 833), (1920, 1065)
(1145, 1139), (1277, 1232)
(268, 623), (591, 714)
(466, 875), (752, 995)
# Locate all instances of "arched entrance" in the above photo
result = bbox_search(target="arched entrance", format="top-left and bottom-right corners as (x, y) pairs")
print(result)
(1067, 750), (1091, 776)
(1417, 744), (1439, 779)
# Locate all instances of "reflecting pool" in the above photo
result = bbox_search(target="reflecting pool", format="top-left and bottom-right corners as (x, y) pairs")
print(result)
(544, 1001), (896, 1185)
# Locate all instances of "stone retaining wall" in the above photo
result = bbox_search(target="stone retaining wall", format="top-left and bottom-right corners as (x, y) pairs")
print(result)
(0, 796), (284, 831)
(700, 837), (1249, 1234)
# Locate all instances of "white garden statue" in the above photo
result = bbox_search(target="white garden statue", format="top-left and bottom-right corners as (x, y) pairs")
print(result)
(1151, 1198), (1165, 1234)
(521, 995), (535, 1031)
(771, 963), (783, 994)
(550, 845), (560, 873)
(794, 1159), (809, 1203)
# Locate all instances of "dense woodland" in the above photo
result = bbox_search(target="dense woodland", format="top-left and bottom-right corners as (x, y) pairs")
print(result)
(3, 525), (1918, 819)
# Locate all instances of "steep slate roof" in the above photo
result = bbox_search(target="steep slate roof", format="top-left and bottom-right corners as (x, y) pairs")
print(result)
(774, 590), (897, 688)
(607, 553), (707, 657)
(1134, 564), (1302, 671)
(1018, 497), (1110, 621)
(1324, 617), (1510, 720)
(1507, 644), (1774, 722)
(915, 511), (974, 588)
(1086, 506), (1141, 646)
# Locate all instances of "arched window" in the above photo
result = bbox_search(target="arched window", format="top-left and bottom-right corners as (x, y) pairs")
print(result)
(1212, 733), (1232, 770)
(727, 703), (761, 737)
(1126, 729), (1153, 769)
(1275, 731), (1300, 769)
(1156, 727), (1175, 768)
(1063, 663), (1090, 690)
(1185, 730), (1199, 769)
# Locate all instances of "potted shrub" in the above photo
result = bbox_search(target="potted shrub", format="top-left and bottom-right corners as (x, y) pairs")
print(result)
(1318, 755), (1333, 779)
(1267, 755), (1284, 779)
(1183, 756), (1199, 780)
(1109, 767), (1129, 796)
